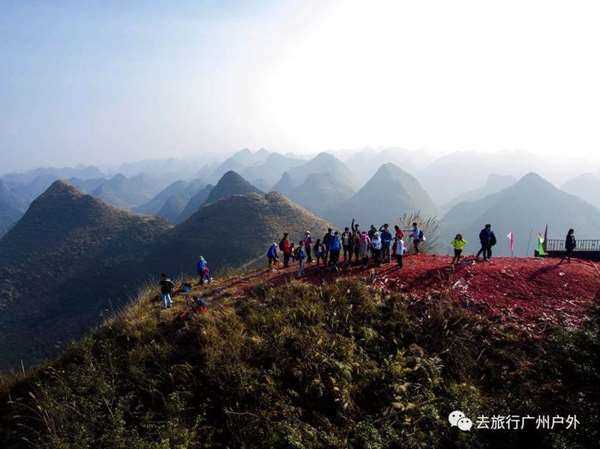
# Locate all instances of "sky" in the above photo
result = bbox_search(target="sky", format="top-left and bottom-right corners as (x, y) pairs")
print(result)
(2, 0), (600, 172)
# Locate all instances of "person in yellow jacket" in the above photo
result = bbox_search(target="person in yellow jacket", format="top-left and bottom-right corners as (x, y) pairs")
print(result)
(451, 234), (468, 264)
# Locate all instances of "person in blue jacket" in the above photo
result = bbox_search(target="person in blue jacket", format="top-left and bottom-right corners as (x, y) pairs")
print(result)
(266, 242), (278, 268)
(196, 256), (210, 284)
(329, 231), (342, 270)
(379, 224), (393, 263)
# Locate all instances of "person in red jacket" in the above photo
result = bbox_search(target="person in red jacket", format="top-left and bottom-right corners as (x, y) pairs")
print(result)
(279, 233), (292, 267)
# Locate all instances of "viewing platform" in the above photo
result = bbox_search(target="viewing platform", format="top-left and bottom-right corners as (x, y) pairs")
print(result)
(543, 239), (600, 261)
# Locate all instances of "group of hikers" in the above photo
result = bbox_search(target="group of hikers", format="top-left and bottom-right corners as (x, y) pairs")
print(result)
(157, 223), (579, 308)
(267, 220), (429, 277)
(266, 221), (576, 277)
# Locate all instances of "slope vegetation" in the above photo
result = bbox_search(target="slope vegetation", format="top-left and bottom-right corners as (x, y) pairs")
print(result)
(0, 181), (171, 369)
(0, 256), (598, 449)
(146, 192), (331, 274)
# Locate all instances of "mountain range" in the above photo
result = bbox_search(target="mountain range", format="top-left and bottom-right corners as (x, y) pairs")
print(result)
(0, 173), (329, 369)
(326, 162), (437, 226)
(272, 152), (358, 215)
(0, 181), (170, 369)
(562, 173), (600, 210)
(0, 181), (25, 237)
(440, 173), (600, 256)
(134, 178), (207, 222)
(442, 174), (516, 212)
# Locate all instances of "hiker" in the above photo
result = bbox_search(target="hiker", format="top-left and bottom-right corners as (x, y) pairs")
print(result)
(393, 236), (406, 268)
(342, 227), (353, 262)
(409, 223), (425, 254)
(351, 219), (361, 263)
(368, 225), (377, 240)
(314, 239), (326, 266)
(295, 240), (307, 276)
(451, 234), (468, 264)
(303, 231), (313, 263)
(358, 231), (371, 267)
(394, 224), (404, 240)
(279, 233), (292, 267)
(476, 224), (496, 261)
(379, 224), (393, 263)
(329, 231), (342, 269)
(266, 242), (278, 268)
(371, 231), (383, 265)
(323, 228), (333, 260)
(560, 229), (576, 264)
(159, 273), (175, 309)
(196, 256), (210, 285)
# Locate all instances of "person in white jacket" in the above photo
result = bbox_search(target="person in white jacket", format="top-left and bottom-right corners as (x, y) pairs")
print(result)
(393, 236), (406, 269)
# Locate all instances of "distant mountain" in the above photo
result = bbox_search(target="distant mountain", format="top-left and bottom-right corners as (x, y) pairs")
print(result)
(562, 173), (600, 209)
(145, 191), (331, 274)
(176, 184), (214, 224)
(2, 165), (103, 187)
(326, 163), (437, 227)
(241, 152), (305, 190)
(205, 171), (262, 204)
(272, 153), (358, 215)
(419, 150), (538, 205)
(68, 176), (107, 194)
(134, 179), (206, 219)
(344, 148), (421, 184)
(91, 173), (168, 209)
(285, 173), (355, 218)
(275, 152), (358, 190)
(156, 194), (190, 223)
(0, 181), (170, 369)
(111, 158), (210, 179)
(0, 181), (25, 237)
(209, 149), (272, 183)
(440, 173), (600, 256)
(442, 174), (516, 212)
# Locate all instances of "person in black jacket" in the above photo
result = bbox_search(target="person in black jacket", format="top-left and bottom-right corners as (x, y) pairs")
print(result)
(560, 228), (576, 264)
(476, 224), (496, 261)
(159, 273), (175, 309)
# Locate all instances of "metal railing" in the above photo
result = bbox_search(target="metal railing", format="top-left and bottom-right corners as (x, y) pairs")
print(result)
(546, 239), (600, 252)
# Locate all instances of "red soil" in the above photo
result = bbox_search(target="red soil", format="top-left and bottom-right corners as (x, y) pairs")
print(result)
(217, 255), (600, 332)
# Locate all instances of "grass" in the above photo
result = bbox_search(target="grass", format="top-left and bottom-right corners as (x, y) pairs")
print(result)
(0, 276), (598, 448)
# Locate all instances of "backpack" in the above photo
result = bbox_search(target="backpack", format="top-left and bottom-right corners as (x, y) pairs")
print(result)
(418, 230), (425, 241)
(279, 239), (285, 251)
(490, 233), (497, 246)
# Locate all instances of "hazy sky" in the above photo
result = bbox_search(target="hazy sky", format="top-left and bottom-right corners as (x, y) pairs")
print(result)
(2, 0), (600, 172)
